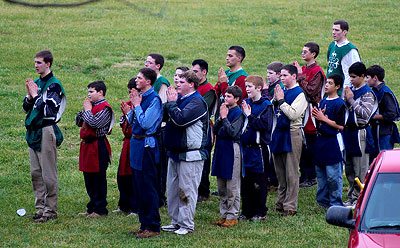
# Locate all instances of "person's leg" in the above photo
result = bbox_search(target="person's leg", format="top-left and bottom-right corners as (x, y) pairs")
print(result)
(217, 177), (227, 219)
(273, 153), (286, 211)
(38, 126), (58, 217)
(315, 165), (329, 208)
(225, 143), (241, 220)
(94, 170), (108, 215)
(198, 145), (212, 200)
(352, 129), (369, 201)
(326, 162), (344, 206)
(137, 148), (160, 232)
(83, 172), (95, 214)
(166, 158), (180, 226)
(240, 170), (251, 218)
(29, 148), (45, 217)
(283, 129), (302, 212)
(177, 160), (204, 231)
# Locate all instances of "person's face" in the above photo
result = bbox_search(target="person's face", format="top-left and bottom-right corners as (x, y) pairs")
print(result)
(176, 77), (193, 96)
(34, 57), (50, 76)
(174, 69), (184, 85)
(135, 72), (150, 91)
(245, 81), (260, 99)
(301, 46), (314, 62)
(267, 69), (280, 83)
(324, 78), (338, 95)
(226, 50), (241, 68)
(332, 24), (347, 42)
(87, 87), (103, 102)
(224, 92), (238, 107)
(128, 87), (138, 95)
(366, 75), (378, 88)
(349, 73), (365, 88)
(191, 64), (206, 83)
(280, 69), (296, 88)
(144, 56), (159, 72)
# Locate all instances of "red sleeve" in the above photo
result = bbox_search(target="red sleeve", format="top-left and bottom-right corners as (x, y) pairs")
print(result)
(214, 81), (229, 97)
(234, 75), (248, 99)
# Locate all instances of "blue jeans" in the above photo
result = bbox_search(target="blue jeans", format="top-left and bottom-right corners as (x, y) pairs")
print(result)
(379, 135), (393, 151)
(316, 162), (343, 207)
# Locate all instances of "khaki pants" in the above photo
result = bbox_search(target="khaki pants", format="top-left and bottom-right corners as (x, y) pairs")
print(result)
(273, 129), (303, 212)
(29, 126), (58, 217)
(217, 143), (241, 220)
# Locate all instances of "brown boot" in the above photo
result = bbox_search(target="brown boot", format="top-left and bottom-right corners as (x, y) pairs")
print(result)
(220, 219), (238, 228)
(214, 218), (226, 226)
(136, 230), (160, 239)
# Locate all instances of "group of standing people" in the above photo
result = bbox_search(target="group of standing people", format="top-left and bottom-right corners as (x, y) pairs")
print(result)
(23, 19), (400, 240)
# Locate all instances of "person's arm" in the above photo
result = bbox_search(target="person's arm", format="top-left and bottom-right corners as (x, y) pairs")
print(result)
(165, 98), (207, 127)
(374, 93), (398, 122)
(279, 93), (308, 121)
(341, 49), (361, 88)
(134, 98), (162, 130)
(202, 90), (217, 112)
(312, 105), (345, 130)
(234, 75), (248, 99)
(347, 91), (376, 125)
(298, 71), (324, 104)
(158, 84), (168, 104)
(41, 83), (63, 121)
(247, 105), (273, 131)
(219, 114), (245, 138)
(82, 107), (112, 129)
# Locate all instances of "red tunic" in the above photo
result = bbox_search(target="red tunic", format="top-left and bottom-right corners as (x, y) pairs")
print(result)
(79, 101), (112, 173)
(118, 101), (133, 176)
(214, 75), (248, 101)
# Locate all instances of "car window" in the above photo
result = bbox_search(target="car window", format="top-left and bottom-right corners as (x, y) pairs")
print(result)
(361, 173), (400, 233)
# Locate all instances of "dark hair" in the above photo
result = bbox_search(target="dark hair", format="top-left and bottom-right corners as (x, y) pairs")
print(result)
(176, 66), (190, 72)
(148, 53), (165, 70)
(35, 50), (53, 67)
(128, 77), (137, 90)
(328, 74), (344, 88)
(348, 62), (366, 77)
(366, 65), (385, 82)
(87, 80), (107, 96)
(139, 67), (157, 85)
(304, 42), (320, 58)
(267, 61), (285, 73)
(192, 59), (208, 73)
(282, 64), (298, 77)
(245, 75), (264, 89)
(182, 70), (200, 89)
(333, 19), (349, 31)
(226, 85), (243, 99)
(228, 45), (246, 62)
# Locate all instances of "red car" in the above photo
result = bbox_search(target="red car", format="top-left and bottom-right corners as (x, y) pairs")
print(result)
(326, 149), (400, 247)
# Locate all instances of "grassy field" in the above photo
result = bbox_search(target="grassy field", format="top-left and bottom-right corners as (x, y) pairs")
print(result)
(1, 0), (399, 247)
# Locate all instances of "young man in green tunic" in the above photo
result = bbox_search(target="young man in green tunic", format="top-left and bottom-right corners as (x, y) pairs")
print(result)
(23, 50), (66, 223)
(145, 53), (170, 103)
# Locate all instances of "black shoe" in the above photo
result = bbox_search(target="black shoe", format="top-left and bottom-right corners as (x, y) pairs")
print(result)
(34, 215), (57, 223)
(308, 178), (317, 186)
(211, 191), (219, 196)
(32, 213), (42, 220)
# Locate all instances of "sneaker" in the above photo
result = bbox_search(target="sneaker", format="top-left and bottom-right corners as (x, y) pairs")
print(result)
(174, 228), (192, 235)
(34, 215), (57, 223)
(250, 216), (267, 221)
(220, 219), (238, 227)
(136, 230), (160, 239)
(238, 215), (247, 221)
(161, 224), (180, 232)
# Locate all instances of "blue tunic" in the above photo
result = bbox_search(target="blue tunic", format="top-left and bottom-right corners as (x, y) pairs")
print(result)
(270, 86), (303, 154)
(314, 97), (346, 166)
(211, 106), (244, 179)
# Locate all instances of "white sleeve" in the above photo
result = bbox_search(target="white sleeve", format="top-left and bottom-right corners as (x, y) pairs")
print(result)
(341, 49), (361, 88)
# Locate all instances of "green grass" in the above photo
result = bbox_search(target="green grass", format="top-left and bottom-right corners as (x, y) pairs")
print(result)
(1, 0), (400, 247)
